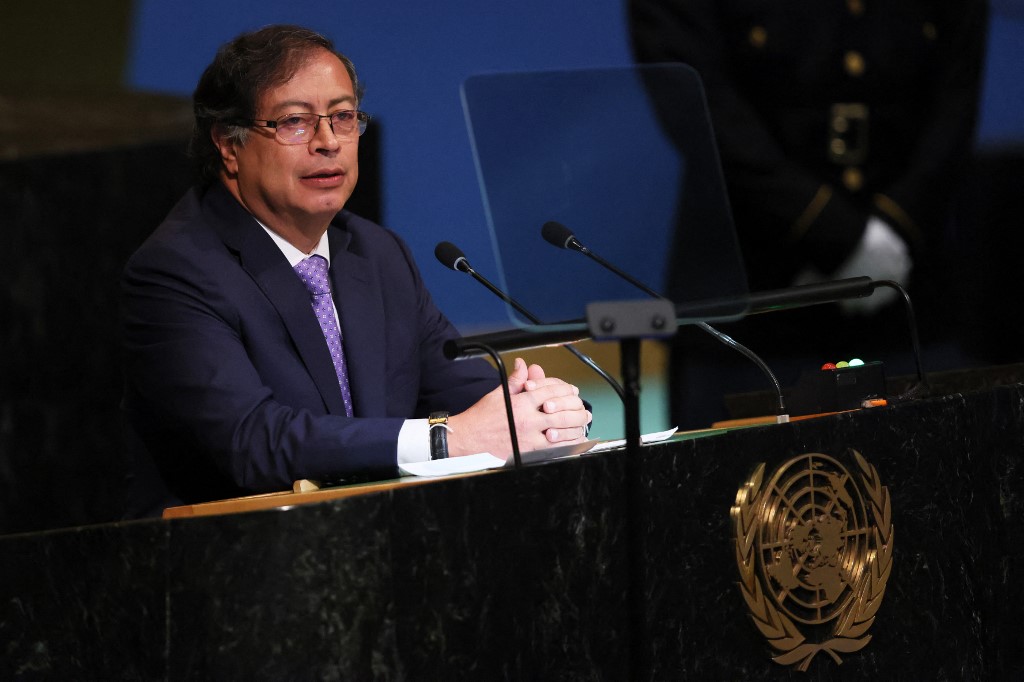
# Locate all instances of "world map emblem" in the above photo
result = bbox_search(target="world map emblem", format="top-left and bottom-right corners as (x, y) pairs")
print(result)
(731, 450), (894, 671)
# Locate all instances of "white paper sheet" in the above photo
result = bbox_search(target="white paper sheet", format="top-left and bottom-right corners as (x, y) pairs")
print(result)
(399, 453), (506, 477)
(584, 427), (679, 453)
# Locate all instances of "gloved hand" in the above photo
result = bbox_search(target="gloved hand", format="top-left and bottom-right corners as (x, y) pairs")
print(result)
(793, 216), (912, 315)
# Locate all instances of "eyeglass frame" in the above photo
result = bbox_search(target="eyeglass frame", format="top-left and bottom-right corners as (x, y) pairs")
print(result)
(233, 109), (371, 144)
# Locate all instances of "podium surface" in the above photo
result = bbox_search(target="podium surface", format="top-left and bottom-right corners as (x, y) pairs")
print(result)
(3, 377), (1023, 680)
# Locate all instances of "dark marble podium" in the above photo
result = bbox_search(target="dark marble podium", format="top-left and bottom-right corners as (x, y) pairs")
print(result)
(3, 381), (1023, 680)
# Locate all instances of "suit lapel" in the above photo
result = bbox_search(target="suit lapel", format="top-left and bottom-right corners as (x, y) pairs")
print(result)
(204, 185), (349, 416)
(328, 222), (387, 417)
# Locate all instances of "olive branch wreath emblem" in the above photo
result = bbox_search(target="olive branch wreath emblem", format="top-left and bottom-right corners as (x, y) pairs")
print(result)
(731, 450), (894, 672)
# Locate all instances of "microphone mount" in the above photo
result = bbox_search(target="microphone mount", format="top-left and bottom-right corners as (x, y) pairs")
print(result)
(445, 227), (926, 450)
(435, 241), (626, 402)
(543, 221), (788, 420)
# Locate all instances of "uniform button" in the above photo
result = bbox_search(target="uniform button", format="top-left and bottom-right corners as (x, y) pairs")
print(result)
(923, 22), (938, 41)
(842, 167), (864, 192)
(844, 50), (866, 77)
(749, 25), (767, 49)
(847, 0), (864, 16)
(831, 139), (847, 157)
(832, 116), (849, 134)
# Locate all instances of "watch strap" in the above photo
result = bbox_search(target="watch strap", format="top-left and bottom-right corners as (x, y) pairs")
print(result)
(428, 411), (450, 460)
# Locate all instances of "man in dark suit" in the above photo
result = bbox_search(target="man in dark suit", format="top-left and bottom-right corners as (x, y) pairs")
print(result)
(120, 25), (591, 517)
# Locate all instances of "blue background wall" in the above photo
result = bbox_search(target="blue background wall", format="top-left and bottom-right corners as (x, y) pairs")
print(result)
(127, 2), (635, 332)
(125, 2), (1023, 331)
(977, 3), (1024, 150)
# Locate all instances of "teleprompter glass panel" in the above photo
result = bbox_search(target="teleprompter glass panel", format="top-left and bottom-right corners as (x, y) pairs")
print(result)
(461, 64), (749, 331)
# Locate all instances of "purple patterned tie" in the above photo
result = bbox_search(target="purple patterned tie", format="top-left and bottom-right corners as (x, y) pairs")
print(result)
(293, 255), (354, 417)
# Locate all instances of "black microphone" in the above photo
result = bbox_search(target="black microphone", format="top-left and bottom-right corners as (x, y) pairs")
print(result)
(435, 241), (626, 402)
(540, 221), (788, 420)
(443, 325), (591, 360)
(542, 222), (927, 400)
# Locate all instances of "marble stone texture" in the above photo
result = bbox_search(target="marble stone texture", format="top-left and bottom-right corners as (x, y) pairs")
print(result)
(2, 385), (1023, 680)
(637, 386), (1023, 680)
(1, 452), (627, 680)
(0, 520), (167, 679)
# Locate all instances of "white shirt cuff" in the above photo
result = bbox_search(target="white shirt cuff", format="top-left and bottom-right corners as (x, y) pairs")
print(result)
(397, 419), (431, 464)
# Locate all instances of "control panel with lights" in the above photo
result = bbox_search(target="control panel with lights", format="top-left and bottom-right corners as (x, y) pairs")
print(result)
(784, 358), (888, 415)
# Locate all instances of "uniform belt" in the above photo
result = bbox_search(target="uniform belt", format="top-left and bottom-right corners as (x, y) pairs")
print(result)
(828, 103), (868, 166)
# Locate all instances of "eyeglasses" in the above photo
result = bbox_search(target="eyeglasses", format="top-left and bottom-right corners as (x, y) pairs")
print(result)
(239, 110), (370, 144)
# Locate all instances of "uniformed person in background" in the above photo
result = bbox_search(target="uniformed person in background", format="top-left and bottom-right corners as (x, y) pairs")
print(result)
(628, 0), (990, 428)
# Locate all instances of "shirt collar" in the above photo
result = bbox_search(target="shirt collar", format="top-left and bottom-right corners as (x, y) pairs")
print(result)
(257, 219), (331, 268)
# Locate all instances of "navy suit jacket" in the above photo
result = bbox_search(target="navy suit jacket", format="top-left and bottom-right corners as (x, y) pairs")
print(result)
(121, 183), (498, 516)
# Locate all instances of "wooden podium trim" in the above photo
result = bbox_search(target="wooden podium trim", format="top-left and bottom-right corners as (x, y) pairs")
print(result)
(162, 471), (493, 520)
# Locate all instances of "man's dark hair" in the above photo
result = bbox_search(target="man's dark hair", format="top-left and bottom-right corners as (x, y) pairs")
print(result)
(190, 24), (363, 185)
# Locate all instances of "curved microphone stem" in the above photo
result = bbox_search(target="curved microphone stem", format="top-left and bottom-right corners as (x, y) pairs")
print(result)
(546, 223), (787, 418)
(874, 279), (928, 399)
(697, 323), (786, 417)
(460, 341), (522, 467)
(465, 267), (626, 402)
(435, 241), (627, 402)
(466, 266), (538, 324)
(562, 344), (626, 402)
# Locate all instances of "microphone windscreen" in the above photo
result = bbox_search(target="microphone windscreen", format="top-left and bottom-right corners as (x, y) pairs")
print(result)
(434, 241), (467, 271)
(541, 221), (576, 250)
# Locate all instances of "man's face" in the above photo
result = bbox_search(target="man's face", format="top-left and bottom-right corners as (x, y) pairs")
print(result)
(217, 49), (360, 238)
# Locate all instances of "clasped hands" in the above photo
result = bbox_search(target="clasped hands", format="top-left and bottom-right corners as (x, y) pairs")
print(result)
(447, 357), (592, 458)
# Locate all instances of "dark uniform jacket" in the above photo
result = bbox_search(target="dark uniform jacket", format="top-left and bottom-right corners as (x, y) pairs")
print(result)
(629, 0), (989, 291)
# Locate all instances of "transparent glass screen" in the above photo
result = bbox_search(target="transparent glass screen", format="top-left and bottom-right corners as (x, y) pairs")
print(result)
(461, 64), (750, 331)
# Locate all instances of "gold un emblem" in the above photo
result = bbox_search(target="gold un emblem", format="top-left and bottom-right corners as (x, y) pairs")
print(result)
(731, 450), (894, 671)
